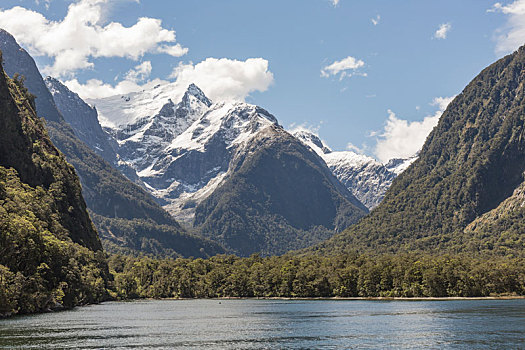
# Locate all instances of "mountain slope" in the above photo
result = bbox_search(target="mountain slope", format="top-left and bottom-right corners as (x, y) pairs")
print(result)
(44, 77), (117, 165)
(95, 85), (280, 225)
(90, 82), (368, 255)
(0, 29), (63, 123)
(293, 129), (416, 209)
(195, 125), (368, 256)
(314, 45), (525, 257)
(0, 29), (223, 258)
(0, 59), (109, 315)
(44, 77), (142, 183)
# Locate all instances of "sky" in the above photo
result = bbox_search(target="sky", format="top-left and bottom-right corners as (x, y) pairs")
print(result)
(1, 0), (524, 162)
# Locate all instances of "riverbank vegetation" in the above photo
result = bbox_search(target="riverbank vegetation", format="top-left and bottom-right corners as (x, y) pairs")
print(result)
(107, 253), (525, 300)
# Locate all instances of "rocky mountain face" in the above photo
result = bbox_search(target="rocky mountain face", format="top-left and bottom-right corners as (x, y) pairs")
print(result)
(293, 129), (415, 209)
(89, 82), (368, 255)
(0, 29), (63, 123)
(44, 77), (141, 183)
(0, 29), (223, 258)
(0, 58), (109, 315)
(94, 84), (281, 225)
(44, 77), (116, 164)
(314, 45), (525, 257)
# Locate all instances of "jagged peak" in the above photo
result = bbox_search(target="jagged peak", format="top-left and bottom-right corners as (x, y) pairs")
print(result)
(291, 128), (332, 155)
(182, 83), (212, 107)
(44, 76), (67, 90)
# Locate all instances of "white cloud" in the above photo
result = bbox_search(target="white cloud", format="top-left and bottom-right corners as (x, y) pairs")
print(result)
(34, 0), (52, 9)
(64, 77), (168, 100)
(321, 56), (365, 80)
(346, 142), (367, 154)
(125, 61), (152, 83)
(371, 15), (381, 26)
(434, 23), (452, 39)
(0, 0), (187, 77)
(332, 0), (340, 6)
(66, 57), (274, 101)
(490, 0), (525, 54)
(168, 57), (274, 102)
(63, 59), (163, 99)
(374, 96), (455, 163)
(289, 123), (322, 136)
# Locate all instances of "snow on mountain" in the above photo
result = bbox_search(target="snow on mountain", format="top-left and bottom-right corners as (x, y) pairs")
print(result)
(86, 79), (413, 218)
(385, 156), (418, 175)
(292, 129), (416, 209)
(91, 83), (279, 224)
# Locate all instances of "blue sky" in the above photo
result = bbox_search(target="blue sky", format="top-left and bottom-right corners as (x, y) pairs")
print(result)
(1, 0), (524, 162)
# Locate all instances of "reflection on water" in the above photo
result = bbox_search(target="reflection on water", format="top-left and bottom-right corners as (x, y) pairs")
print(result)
(0, 299), (524, 349)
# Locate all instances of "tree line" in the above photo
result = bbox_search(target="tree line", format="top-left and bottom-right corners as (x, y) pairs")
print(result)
(108, 253), (525, 300)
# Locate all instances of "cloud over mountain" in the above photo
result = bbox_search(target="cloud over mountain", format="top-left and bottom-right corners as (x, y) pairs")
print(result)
(0, 0), (187, 77)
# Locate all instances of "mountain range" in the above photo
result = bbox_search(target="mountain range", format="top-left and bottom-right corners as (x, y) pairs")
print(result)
(0, 29), (224, 258)
(4, 27), (520, 260)
(2, 29), (384, 256)
(81, 80), (370, 255)
(292, 129), (416, 209)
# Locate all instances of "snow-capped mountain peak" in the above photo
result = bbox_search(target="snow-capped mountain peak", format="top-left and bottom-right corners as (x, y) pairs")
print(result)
(292, 128), (332, 156)
(89, 82), (281, 223)
(292, 129), (416, 209)
(182, 83), (212, 108)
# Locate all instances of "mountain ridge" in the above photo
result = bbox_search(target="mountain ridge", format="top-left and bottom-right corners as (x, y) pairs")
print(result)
(0, 28), (224, 258)
(312, 44), (525, 257)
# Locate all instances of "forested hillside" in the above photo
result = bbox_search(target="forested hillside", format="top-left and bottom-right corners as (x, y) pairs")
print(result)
(0, 57), (110, 316)
(313, 45), (525, 257)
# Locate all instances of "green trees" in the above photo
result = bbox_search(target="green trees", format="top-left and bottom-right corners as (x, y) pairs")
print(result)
(0, 63), (110, 316)
(106, 253), (525, 300)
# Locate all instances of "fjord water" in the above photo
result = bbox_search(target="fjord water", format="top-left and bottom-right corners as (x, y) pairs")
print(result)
(1, 300), (523, 349)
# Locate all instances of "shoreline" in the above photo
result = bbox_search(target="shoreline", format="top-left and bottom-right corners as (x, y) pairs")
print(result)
(137, 295), (525, 302)
(4, 296), (523, 319)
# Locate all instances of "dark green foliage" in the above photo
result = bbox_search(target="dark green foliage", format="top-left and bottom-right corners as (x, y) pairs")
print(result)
(108, 253), (525, 299)
(0, 66), (109, 316)
(314, 45), (525, 257)
(0, 66), (100, 251)
(195, 126), (367, 256)
(91, 213), (225, 259)
(44, 119), (225, 258)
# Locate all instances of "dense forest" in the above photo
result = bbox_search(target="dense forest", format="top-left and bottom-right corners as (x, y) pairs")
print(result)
(0, 60), (110, 317)
(107, 253), (525, 299)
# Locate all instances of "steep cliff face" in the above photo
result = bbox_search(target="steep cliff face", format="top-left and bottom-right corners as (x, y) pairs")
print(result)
(44, 77), (117, 165)
(0, 59), (109, 315)
(315, 45), (525, 257)
(0, 29), (63, 123)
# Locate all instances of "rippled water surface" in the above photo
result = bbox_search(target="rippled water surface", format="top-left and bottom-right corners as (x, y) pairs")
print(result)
(1, 299), (524, 349)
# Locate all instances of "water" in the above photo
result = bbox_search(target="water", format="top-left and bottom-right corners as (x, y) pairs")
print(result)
(0, 299), (524, 349)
